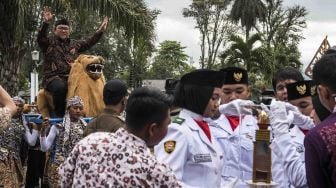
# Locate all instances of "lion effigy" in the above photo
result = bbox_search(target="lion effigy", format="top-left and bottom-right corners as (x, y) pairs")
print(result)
(37, 55), (106, 118)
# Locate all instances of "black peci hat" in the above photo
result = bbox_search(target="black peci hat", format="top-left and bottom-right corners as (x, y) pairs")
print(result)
(55, 18), (70, 27)
(220, 67), (248, 85)
(180, 69), (225, 88)
(286, 80), (312, 101)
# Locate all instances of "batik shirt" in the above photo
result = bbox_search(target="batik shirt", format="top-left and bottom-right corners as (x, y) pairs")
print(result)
(41, 121), (86, 165)
(305, 112), (336, 187)
(59, 128), (181, 187)
(0, 118), (25, 160)
(0, 107), (10, 132)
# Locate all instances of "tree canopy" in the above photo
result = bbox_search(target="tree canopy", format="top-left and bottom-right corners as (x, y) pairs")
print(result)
(147, 40), (194, 79)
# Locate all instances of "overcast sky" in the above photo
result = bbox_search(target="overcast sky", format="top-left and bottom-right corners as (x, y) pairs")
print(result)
(145, 0), (336, 73)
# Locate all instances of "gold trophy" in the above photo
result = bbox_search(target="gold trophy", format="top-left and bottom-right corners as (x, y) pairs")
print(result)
(247, 109), (277, 187)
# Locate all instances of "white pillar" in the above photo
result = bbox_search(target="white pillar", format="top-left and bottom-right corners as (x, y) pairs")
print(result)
(30, 69), (39, 103)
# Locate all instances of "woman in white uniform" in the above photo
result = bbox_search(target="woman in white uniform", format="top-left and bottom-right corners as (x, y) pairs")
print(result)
(154, 69), (225, 188)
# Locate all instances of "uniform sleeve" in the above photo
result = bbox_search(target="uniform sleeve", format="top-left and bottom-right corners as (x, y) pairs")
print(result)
(59, 143), (80, 187)
(304, 131), (329, 188)
(292, 111), (315, 130)
(272, 134), (307, 187)
(24, 127), (39, 146)
(40, 125), (58, 151)
(271, 143), (285, 186)
(154, 125), (188, 183)
(77, 31), (103, 53)
(37, 22), (50, 51)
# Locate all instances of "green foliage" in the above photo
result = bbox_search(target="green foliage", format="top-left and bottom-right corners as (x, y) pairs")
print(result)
(220, 0), (307, 92)
(220, 33), (264, 71)
(254, 0), (306, 83)
(230, 0), (266, 39)
(147, 40), (194, 79)
(183, 0), (238, 69)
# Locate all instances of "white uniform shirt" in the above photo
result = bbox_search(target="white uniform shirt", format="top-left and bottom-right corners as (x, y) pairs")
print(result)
(154, 109), (223, 188)
(271, 125), (307, 187)
(210, 114), (258, 187)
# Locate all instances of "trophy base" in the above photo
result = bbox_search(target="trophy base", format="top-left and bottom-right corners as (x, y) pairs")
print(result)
(245, 180), (278, 188)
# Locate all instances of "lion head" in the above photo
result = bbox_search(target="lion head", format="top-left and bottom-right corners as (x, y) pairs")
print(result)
(78, 55), (105, 80)
(67, 54), (106, 117)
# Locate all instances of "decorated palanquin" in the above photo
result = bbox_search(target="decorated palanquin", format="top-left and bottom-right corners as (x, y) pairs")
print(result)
(37, 55), (106, 118)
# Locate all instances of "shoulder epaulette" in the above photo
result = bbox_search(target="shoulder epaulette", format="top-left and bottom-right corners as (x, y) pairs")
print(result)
(172, 117), (185, 125)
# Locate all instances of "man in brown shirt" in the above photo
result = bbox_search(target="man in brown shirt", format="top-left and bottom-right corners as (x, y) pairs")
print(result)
(84, 79), (128, 136)
(37, 6), (108, 117)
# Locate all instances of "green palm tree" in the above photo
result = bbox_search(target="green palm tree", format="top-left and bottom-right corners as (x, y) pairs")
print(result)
(0, 0), (155, 94)
(229, 0), (266, 40)
(220, 33), (264, 72)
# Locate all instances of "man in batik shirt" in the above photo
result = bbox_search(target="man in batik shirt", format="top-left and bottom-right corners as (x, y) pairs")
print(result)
(305, 50), (336, 187)
(59, 87), (181, 187)
(40, 96), (87, 187)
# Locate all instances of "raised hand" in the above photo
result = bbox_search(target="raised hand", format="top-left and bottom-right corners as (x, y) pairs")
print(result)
(40, 117), (49, 136)
(42, 6), (54, 23)
(219, 99), (254, 116)
(98, 16), (109, 32)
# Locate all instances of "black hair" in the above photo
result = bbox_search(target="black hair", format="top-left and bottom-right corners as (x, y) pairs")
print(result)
(313, 53), (336, 93)
(272, 67), (304, 91)
(126, 87), (171, 131)
(103, 79), (128, 106)
(174, 83), (214, 115)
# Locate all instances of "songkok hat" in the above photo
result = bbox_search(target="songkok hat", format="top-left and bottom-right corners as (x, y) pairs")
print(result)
(12, 96), (25, 104)
(286, 80), (312, 101)
(180, 69), (225, 88)
(312, 95), (331, 121)
(220, 67), (248, 85)
(55, 18), (70, 27)
(66, 96), (84, 108)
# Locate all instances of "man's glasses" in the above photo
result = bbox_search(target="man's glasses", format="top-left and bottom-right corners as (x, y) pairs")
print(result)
(56, 26), (69, 31)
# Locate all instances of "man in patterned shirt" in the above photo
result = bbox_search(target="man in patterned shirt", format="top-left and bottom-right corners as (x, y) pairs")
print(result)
(59, 87), (181, 187)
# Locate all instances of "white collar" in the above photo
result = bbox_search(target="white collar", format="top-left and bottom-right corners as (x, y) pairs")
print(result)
(182, 109), (203, 120)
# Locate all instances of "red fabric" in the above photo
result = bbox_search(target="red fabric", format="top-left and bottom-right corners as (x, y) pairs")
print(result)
(194, 119), (212, 142)
(226, 116), (240, 131)
(300, 128), (309, 135)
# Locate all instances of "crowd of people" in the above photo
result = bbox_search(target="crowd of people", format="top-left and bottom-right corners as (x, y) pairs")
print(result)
(1, 6), (336, 188)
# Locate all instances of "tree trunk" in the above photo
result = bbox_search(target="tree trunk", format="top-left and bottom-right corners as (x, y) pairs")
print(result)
(0, 46), (25, 95)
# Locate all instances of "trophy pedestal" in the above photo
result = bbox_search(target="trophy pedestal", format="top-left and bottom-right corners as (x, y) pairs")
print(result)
(246, 180), (278, 188)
